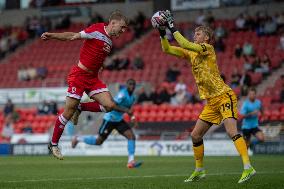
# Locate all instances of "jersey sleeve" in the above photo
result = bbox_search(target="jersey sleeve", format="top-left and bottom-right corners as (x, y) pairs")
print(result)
(79, 24), (97, 39)
(161, 37), (189, 59)
(173, 31), (213, 55)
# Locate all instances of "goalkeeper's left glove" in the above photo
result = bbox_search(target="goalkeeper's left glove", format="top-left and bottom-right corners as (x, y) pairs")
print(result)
(161, 10), (177, 33)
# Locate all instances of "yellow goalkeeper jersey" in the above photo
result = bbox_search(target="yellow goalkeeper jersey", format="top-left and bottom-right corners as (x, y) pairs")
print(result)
(161, 32), (231, 99)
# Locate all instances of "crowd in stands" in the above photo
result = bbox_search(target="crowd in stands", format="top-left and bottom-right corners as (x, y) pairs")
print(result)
(1, 99), (18, 142)
(18, 64), (48, 81)
(1, 98), (59, 142)
(37, 100), (58, 115)
(0, 26), (28, 60)
(104, 53), (144, 71)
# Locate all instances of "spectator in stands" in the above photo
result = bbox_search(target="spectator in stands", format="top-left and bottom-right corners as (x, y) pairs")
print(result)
(195, 10), (206, 26)
(240, 70), (252, 96)
(243, 56), (252, 71)
(214, 36), (225, 52)
(235, 13), (246, 31)
(1, 115), (14, 143)
(231, 69), (241, 88)
(49, 100), (58, 115)
(234, 43), (243, 58)
(22, 122), (33, 133)
(171, 77), (191, 105)
(18, 66), (29, 81)
(255, 22), (265, 37)
(244, 14), (256, 31)
(214, 23), (227, 39)
(281, 75), (284, 103)
(205, 11), (215, 27)
(9, 30), (19, 52)
(117, 55), (130, 70)
(275, 12), (284, 30)
(132, 53), (144, 70)
(280, 32), (284, 50)
(242, 42), (255, 57)
(137, 86), (150, 104)
(89, 13), (104, 26)
(104, 57), (116, 70)
(56, 15), (71, 30)
(133, 11), (146, 38)
(259, 54), (271, 76)
(0, 33), (9, 56)
(36, 66), (48, 80)
(264, 16), (277, 35)
(3, 99), (14, 117)
(251, 56), (262, 72)
(37, 100), (50, 115)
(153, 86), (171, 105)
(26, 16), (40, 38)
(166, 63), (181, 83)
(26, 64), (37, 80)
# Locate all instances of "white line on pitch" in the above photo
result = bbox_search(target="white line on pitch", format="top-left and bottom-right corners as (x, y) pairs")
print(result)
(2, 171), (284, 183)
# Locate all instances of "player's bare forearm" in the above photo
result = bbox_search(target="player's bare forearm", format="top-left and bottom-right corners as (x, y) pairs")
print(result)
(113, 104), (133, 115)
(173, 31), (203, 52)
(161, 37), (185, 58)
(41, 32), (81, 41)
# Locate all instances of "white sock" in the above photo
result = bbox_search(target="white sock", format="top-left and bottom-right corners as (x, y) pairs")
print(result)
(195, 167), (204, 172)
(128, 155), (134, 163)
(77, 136), (84, 142)
(244, 163), (251, 170)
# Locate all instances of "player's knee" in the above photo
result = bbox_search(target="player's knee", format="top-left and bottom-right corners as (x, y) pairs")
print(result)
(191, 132), (202, 141)
(63, 107), (77, 120)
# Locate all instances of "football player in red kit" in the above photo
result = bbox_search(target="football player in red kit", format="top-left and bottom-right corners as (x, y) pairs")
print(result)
(41, 11), (132, 160)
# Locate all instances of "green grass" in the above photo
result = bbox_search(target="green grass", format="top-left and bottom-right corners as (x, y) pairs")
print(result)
(0, 155), (283, 189)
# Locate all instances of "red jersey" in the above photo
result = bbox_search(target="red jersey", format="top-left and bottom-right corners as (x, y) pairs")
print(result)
(79, 23), (112, 75)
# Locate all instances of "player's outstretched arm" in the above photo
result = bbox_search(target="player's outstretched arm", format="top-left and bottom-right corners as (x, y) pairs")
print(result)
(41, 32), (81, 41)
(113, 104), (133, 116)
(172, 32), (204, 53)
(161, 10), (204, 53)
(159, 29), (186, 58)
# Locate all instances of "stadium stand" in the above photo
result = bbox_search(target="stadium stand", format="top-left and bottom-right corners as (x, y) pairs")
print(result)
(0, 5), (283, 136)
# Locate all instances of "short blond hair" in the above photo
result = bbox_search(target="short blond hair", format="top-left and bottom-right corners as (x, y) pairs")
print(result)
(195, 26), (214, 44)
(109, 10), (129, 25)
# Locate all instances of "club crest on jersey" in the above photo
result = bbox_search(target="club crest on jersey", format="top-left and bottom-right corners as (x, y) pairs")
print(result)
(72, 87), (76, 93)
(103, 43), (111, 53)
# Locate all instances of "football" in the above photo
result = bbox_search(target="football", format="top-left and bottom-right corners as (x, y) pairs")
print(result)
(151, 11), (166, 29)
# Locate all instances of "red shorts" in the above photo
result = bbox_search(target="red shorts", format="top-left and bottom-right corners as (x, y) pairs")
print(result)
(67, 66), (108, 100)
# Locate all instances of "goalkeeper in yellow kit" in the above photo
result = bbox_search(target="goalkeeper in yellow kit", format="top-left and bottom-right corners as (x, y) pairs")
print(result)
(157, 11), (255, 184)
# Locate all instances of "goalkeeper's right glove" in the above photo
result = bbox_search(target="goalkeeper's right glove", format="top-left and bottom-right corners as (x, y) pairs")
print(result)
(161, 10), (177, 33)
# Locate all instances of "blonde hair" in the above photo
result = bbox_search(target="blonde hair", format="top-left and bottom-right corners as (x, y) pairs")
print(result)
(109, 10), (129, 25)
(195, 26), (214, 44)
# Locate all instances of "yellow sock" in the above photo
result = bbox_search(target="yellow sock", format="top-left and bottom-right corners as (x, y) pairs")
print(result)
(193, 140), (204, 169)
(233, 134), (250, 166)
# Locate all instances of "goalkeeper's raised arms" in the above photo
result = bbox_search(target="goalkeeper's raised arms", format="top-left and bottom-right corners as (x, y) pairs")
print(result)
(160, 37), (187, 58)
(173, 32), (206, 53)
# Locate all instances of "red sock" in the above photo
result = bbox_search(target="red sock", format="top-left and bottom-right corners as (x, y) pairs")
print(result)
(79, 102), (106, 112)
(51, 114), (68, 145)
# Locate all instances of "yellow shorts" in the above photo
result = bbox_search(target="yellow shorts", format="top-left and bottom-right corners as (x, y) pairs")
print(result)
(199, 90), (238, 125)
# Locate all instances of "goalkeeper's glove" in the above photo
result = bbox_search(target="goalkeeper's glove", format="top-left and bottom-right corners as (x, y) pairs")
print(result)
(161, 10), (177, 33)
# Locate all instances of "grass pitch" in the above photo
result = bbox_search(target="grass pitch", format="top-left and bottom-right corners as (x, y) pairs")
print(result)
(0, 155), (283, 189)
